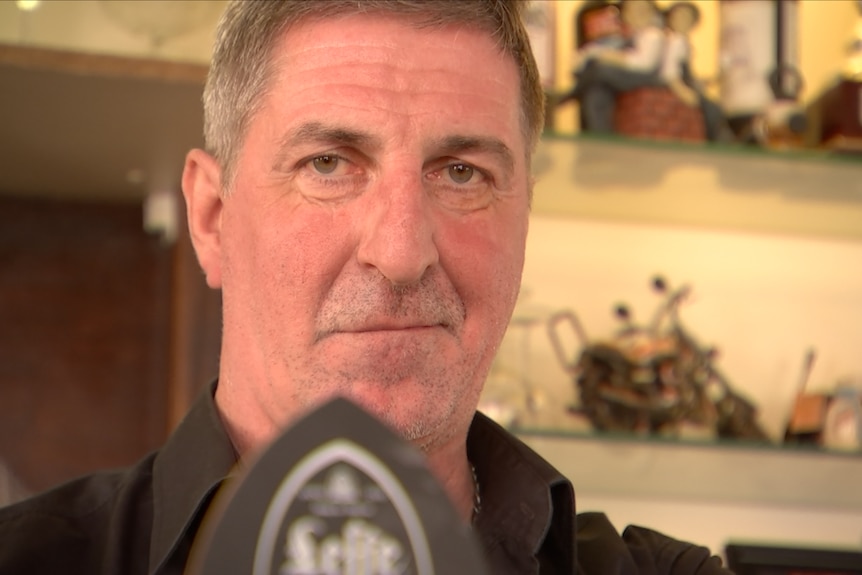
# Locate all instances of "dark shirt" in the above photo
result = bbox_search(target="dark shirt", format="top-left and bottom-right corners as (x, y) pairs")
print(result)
(0, 383), (732, 574)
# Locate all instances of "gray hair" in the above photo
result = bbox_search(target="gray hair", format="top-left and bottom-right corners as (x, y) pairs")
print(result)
(203, 0), (544, 191)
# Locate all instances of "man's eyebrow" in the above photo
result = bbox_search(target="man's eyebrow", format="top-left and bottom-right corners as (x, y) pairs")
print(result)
(272, 122), (380, 168)
(431, 135), (515, 177)
(272, 125), (516, 176)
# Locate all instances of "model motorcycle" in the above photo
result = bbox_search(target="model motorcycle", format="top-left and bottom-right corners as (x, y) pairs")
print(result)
(547, 277), (770, 441)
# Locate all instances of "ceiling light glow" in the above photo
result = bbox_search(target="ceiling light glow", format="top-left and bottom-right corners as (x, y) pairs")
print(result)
(16, 0), (41, 11)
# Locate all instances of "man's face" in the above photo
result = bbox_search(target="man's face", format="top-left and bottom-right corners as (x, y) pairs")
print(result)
(213, 15), (530, 451)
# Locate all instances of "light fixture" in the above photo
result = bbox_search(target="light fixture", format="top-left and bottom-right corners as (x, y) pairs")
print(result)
(15, 0), (41, 11)
(98, 0), (221, 48)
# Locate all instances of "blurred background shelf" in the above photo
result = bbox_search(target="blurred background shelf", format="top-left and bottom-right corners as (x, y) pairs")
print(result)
(517, 430), (862, 512)
(532, 134), (862, 242)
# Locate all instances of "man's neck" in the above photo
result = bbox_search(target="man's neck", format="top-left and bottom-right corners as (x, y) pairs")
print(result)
(422, 437), (476, 524)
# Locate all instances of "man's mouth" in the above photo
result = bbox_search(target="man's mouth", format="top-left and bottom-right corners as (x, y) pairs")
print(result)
(315, 318), (455, 342)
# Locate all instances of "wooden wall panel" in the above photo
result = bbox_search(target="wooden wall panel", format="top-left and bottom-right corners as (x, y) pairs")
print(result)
(168, 196), (222, 432)
(0, 197), (173, 492)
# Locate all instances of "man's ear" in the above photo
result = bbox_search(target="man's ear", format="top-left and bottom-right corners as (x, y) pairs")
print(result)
(181, 148), (224, 289)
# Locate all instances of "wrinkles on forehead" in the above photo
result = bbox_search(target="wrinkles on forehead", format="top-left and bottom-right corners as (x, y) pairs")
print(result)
(255, 15), (530, 153)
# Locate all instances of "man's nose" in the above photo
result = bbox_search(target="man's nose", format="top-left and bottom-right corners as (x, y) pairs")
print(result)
(356, 171), (439, 286)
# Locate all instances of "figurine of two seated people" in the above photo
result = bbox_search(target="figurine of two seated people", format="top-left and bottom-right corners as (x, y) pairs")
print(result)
(565, 0), (729, 142)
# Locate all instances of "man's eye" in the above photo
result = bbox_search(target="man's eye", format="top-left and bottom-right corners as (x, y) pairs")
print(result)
(311, 155), (339, 174)
(448, 163), (475, 184)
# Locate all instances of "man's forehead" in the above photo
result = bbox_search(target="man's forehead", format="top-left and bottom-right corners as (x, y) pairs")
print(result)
(259, 14), (528, 155)
(271, 12), (505, 63)
(265, 15), (515, 98)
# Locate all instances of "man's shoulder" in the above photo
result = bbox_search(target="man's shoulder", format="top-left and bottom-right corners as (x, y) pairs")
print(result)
(1, 467), (131, 520)
(577, 511), (733, 575)
(0, 454), (157, 575)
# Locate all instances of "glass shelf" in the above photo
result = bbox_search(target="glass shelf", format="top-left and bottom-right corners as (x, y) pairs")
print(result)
(516, 428), (862, 511)
(532, 133), (862, 242)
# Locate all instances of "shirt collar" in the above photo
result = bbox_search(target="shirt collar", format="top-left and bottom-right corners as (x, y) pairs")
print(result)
(149, 381), (237, 573)
(468, 412), (575, 573)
